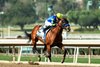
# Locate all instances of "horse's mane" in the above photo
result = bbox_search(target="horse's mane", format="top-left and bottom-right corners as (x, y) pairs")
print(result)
(62, 18), (69, 24)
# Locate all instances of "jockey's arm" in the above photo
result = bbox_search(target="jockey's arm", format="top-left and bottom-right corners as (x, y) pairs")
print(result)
(51, 19), (56, 26)
(56, 17), (61, 23)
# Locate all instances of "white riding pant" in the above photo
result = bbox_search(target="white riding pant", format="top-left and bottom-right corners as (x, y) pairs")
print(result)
(44, 20), (52, 27)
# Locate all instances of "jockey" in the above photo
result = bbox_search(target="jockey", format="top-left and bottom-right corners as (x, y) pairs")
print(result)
(42, 13), (63, 39)
(43, 13), (63, 32)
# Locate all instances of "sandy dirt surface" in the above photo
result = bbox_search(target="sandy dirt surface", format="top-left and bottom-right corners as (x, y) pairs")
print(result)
(0, 62), (100, 67)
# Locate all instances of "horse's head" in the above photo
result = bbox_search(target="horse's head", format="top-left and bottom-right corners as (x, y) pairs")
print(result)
(57, 18), (71, 32)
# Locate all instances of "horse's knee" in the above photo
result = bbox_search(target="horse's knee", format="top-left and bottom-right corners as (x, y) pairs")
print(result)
(60, 46), (64, 51)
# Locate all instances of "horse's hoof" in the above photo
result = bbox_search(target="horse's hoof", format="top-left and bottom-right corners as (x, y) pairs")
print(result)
(61, 61), (64, 63)
(28, 61), (33, 64)
(61, 60), (64, 63)
(38, 55), (41, 61)
(28, 61), (39, 65)
(33, 63), (39, 65)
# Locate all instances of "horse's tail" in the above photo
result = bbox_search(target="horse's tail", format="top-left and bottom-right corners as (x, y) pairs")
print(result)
(24, 30), (31, 43)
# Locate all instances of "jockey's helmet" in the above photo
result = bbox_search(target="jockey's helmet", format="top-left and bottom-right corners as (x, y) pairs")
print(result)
(56, 13), (63, 19)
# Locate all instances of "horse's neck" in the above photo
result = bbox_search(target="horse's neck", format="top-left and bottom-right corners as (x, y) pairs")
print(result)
(57, 26), (63, 34)
(53, 25), (63, 35)
(50, 25), (63, 43)
(46, 24), (63, 44)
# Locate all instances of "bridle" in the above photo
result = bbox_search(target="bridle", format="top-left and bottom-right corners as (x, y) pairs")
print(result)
(57, 18), (70, 29)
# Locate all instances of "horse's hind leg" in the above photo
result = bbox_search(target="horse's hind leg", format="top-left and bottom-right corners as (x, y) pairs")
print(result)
(32, 40), (41, 62)
(32, 41), (37, 53)
(31, 37), (38, 53)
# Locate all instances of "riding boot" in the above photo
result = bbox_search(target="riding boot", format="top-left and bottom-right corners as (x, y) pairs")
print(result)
(42, 26), (51, 42)
(42, 25), (47, 32)
(40, 26), (46, 40)
(43, 26), (51, 32)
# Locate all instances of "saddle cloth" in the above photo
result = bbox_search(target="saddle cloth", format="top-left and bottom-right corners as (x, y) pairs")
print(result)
(36, 26), (49, 40)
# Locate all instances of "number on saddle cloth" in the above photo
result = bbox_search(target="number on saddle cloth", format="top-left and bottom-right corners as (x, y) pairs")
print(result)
(36, 26), (52, 40)
(36, 26), (44, 38)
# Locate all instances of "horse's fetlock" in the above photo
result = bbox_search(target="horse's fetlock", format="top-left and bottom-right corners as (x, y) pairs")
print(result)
(44, 51), (50, 57)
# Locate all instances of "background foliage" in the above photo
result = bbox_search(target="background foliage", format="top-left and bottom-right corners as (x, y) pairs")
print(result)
(0, 0), (100, 30)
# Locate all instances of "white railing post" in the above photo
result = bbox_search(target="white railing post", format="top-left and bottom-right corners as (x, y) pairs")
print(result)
(17, 46), (23, 63)
(12, 46), (15, 62)
(73, 47), (76, 63)
(88, 46), (91, 64)
(75, 47), (79, 63)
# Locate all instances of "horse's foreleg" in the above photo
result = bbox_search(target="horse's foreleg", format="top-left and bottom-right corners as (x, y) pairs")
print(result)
(61, 46), (67, 63)
(43, 44), (46, 52)
(45, 45), (51, 62)
(58, 44), (67, 63)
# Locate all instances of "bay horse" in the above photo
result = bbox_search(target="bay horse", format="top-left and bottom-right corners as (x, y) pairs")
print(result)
(25, 18), (70, 63)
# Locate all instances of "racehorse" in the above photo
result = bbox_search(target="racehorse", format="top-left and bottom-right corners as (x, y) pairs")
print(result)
(25, 18), (70, 63)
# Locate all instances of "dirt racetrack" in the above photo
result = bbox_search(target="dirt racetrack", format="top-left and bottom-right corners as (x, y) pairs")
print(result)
(0, 62), (100, 67)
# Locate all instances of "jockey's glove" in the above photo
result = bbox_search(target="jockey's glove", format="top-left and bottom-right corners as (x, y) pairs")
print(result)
(52, 24), (56, 26)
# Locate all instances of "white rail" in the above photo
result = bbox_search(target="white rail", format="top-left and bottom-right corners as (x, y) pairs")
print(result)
(0, 39), (100, 46)
(0, 38), (100, 64)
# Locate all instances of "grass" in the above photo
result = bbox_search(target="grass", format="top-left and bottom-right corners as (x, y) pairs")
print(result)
(73, 28), (100, 34)
(0, 54), (100, 64)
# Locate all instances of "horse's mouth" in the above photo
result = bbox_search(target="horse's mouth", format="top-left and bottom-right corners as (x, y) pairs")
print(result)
(64, 26), (71, 32)
(67, 28), (71, 32)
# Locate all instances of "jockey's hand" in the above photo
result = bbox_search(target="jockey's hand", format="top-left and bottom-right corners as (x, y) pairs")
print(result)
(52, 24), (56, 26)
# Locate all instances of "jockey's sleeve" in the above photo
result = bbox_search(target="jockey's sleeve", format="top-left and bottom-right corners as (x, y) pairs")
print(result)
(51, 18), (54, 21)
(51, 18), (55, 24)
